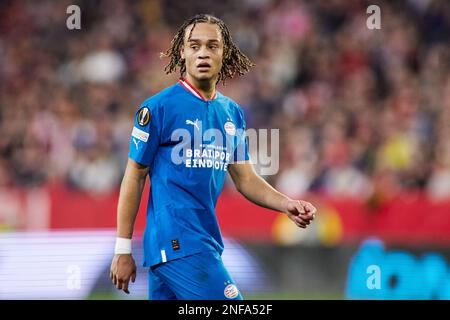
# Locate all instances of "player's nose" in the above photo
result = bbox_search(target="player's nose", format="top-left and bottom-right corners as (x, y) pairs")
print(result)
(197, 47), (210, 59)
(198, 54), (210, 61)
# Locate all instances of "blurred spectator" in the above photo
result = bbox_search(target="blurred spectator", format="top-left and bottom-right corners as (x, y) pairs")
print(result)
(0, 0), (449, 200)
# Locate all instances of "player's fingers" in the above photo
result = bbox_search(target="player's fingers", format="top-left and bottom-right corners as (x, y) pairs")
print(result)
(300, 202), (312, 215)
(303, 202), (317, 218)
(294, 217), (306, 228)
(306, 204), (317, 217)
(295, 215), (309, 225)
(294, 201), (306, 215)
(302, 201), (313, 211)
(122, 279), (130, 294)
(117, 279), (123, 290)
(299, 221), (308, 228)
(300, 213), (313, 222)
(112, 274), (117, 286)
(131, 272), (136, 283)
(299, 208), (314, 221)
(295, 220), (306, 228)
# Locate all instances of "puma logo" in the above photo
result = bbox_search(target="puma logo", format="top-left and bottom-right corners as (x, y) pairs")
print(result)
(186, 119), (200, 131)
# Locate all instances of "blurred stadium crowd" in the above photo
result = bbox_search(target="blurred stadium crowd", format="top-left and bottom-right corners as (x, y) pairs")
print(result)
(1, 0), (449, 201)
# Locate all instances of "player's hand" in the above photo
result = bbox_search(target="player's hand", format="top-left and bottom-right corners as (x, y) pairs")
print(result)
(283, 199), (317, 229)
(110, 254), (137, 294)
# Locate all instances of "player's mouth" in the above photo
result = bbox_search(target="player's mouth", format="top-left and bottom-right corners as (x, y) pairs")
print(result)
(197, 62), (211, 72)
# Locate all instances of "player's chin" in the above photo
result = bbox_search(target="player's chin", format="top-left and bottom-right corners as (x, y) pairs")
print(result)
(194, 71), (216, 81)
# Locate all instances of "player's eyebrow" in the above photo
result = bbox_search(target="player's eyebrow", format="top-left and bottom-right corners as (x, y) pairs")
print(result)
(188, 38), (220, 43)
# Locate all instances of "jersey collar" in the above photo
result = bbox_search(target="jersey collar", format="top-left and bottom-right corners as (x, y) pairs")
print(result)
(178, 77), (217, 101)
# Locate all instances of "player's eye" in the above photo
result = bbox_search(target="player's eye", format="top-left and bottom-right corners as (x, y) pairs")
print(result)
(209, 45), (217, 50)
(190, 45), (199, 50)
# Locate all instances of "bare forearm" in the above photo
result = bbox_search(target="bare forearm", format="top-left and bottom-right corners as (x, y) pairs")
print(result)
(116, 165), (147, 239)
(237, 174), (290, 213)
(231, 162), (316, 231)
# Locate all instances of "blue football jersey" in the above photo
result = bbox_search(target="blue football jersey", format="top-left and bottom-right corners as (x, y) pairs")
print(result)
(129, 78), (249, 267)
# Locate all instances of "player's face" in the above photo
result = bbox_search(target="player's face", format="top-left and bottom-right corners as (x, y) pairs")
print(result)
(181, 23), (224, 83)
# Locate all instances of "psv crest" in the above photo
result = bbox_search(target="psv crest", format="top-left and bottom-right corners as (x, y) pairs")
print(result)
(224, 121), (236, 136)
(137, 107), (150, 126)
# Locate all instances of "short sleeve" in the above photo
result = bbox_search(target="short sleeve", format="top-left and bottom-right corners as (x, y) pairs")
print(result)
(128, 102), (161, 167)
(232, 110), (250, 163)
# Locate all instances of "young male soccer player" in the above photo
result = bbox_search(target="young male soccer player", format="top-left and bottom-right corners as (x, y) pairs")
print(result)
(110, 14), (317, 300)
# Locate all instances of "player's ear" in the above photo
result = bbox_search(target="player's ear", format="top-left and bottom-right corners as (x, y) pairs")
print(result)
(180, 45), (185, 60)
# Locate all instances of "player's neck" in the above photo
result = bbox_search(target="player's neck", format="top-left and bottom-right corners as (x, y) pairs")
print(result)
(185, 74), (216, 100)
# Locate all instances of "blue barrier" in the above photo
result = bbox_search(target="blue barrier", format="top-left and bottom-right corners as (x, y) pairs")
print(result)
(346, 238), (450, 299)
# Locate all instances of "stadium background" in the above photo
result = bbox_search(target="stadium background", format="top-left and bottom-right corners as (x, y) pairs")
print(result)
(1, 0), (449, 299)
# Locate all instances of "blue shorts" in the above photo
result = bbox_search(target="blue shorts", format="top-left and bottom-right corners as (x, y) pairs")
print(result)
(148, 250), (243, 300)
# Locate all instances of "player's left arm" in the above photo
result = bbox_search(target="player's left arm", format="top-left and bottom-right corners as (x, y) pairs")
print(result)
(227, 161), (316, 228)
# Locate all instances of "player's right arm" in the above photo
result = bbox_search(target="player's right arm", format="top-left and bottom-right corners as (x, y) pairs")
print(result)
(116, 159), (149, 241)
(110, 159), (149, 294)
(110, 102), (161, 294)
